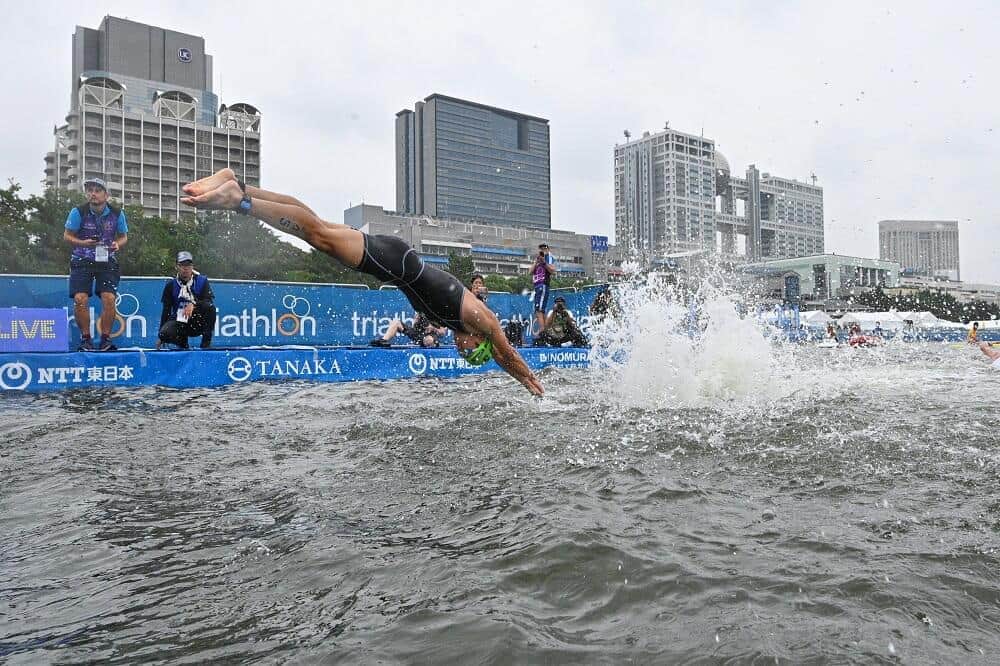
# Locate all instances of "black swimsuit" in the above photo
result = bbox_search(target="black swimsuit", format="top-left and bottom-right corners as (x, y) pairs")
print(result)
(357, 234), (468, 333)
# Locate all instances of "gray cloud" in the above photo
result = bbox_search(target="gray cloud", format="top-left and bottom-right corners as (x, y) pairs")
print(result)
(5, 1), (998, 281)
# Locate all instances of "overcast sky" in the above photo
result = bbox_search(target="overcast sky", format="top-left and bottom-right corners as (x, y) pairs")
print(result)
(5, 1), (998, 281)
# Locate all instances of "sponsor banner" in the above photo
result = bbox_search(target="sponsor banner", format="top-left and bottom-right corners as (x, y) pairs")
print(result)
(0, 275), (602, 348)
(0, 347), (592, 393)
(0, 308), (68, 352)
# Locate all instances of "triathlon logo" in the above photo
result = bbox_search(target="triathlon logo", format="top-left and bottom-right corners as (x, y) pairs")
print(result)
(227, 357), (253, 382)
(408, 353), (427, 375)
(178, 47), (192, 63)
(110, 292), (146, 339)
(278, 295), (312, 336)
(0, 362), (33, 391)
(187, 292), (319, 340)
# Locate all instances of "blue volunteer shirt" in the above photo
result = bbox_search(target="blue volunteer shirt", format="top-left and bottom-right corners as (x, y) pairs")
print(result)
(65, 204), (129, 261)
(65, 205), (129, 234)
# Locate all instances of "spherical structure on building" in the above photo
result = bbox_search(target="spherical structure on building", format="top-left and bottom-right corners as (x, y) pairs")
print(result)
(714, 150), (731, 194)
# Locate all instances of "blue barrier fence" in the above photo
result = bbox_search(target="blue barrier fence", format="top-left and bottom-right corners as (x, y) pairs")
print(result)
(1, 274), (603, 350)
(0, 346), (592, 393)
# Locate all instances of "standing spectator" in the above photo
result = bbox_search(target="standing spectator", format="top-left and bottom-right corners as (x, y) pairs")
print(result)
(471, 274), (489, 303)
(63, 177), (129, 351)
(530, 243), (556, 333)
(156, 251), (217, 350)
(968, 321), (979, 344)
(535, 296), (589, 347)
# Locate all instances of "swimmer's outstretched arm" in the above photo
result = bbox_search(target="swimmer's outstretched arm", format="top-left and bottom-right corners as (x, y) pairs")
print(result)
(491, 333), (544, 396)
(459, 294), (544, 396)
(181, 178), (364, 269)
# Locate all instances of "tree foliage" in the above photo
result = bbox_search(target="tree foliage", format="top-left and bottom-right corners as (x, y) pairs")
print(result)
(446, 251), (475, 286)
(852, 285), (999, 323)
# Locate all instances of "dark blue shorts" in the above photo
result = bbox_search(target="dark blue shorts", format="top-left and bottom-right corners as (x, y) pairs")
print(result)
(533, 283), (550, 312)
(69, 259), (120, 298)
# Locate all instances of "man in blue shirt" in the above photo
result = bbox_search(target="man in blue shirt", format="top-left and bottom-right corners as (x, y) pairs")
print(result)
(63, 178), (129, 351)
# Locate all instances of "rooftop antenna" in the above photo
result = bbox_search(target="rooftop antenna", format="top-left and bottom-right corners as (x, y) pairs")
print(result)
(664, 121), (670, 130)
(623, 130), (631, 140)
(810, 172), (818, 185)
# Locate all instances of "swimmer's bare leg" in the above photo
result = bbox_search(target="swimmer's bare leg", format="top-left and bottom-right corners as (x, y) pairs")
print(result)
(180, 180), (364, 269)
(183, 169), (322, 217)
(183, 168), (237, 197)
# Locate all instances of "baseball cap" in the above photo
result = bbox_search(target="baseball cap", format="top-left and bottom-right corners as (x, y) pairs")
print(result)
(177, 251), (194, 264)
(554, 295), (566, 303)
(539, 243), (549, 249)
(83, 177), (107, 191)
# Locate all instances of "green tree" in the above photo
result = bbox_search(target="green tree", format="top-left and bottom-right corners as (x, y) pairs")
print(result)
(852, 285), (999, 323)
(447, 251), (475, 286)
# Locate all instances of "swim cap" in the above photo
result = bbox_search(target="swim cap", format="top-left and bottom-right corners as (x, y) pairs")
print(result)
(462, 339), (494, 366)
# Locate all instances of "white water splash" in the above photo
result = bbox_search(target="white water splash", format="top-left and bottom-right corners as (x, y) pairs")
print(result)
(587, 273), (794, 409)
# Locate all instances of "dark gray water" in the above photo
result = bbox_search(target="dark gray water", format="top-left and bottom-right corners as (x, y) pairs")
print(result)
(2, 344), (999, 664)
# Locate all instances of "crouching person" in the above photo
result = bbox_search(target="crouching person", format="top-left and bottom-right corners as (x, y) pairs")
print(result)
(156, 251), (216, 350)
(535, 296), (589, 347)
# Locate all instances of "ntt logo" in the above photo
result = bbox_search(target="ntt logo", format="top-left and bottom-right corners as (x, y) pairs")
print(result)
(408, 353), (427, 375)
(0, 362), (33, 391)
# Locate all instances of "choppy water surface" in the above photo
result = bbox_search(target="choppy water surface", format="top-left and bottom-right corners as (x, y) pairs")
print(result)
(2, 342), (999, 663)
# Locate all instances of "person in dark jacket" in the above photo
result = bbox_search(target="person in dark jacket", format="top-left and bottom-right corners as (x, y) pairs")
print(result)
(156, 251), (216, 349)
(535, 296), (589, 347)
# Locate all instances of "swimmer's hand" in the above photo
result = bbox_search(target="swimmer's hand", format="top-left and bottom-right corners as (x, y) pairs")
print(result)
(491, 336), (544, 396)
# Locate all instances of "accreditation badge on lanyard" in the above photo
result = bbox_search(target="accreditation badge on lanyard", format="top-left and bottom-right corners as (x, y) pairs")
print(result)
(94, 245), (109, 263)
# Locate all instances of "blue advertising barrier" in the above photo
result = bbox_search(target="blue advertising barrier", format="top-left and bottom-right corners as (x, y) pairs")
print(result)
(0, 346), (592, 393)
(0, 275), (603, 349)
(0, 308), (68, 352)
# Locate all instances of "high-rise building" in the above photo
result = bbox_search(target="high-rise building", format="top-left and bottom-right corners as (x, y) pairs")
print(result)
(614, 127), (823, 264)
(395, 94), (551, 230)
(878, 219), (960, 280)
(44, 16), (261, 219)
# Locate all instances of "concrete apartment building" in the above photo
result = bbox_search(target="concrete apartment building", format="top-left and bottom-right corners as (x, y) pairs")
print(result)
(395, 94), (551, 230)
(44, 16), (261, 219)
(614, 127), (824, 265)
(878, 220), (960, 280)
(344, 204), (607, 279)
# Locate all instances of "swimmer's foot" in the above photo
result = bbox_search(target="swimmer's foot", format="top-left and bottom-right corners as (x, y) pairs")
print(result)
(181, 180), (244, 211)
(182, 168), (237, 197)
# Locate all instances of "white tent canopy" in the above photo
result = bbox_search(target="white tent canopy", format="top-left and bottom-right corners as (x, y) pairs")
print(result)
(897, 311), (943, 327)
(837, 312), (905, 331)
(800, 310), (832, 325)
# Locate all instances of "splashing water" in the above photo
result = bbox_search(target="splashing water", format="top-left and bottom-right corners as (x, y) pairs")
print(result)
(588, 273), (795, 409)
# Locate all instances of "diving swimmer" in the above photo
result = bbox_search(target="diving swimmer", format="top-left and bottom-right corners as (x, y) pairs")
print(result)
(181, 169), (544, 396)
